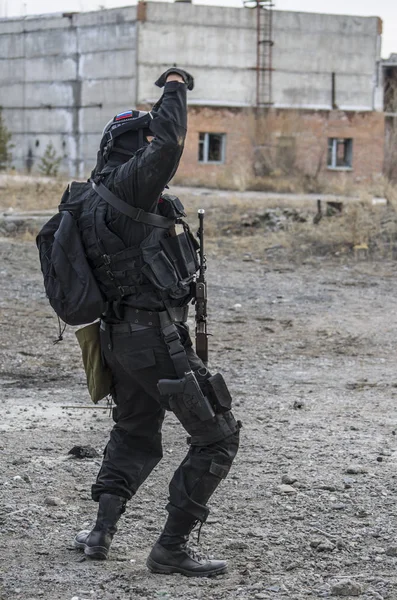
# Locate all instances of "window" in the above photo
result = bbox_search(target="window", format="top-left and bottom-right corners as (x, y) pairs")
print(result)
(327, 138), (353, 170)
(198, 133), (226, 163)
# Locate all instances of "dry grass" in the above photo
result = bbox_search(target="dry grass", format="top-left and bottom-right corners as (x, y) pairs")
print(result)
(204, 207), (390, 261)
(181, 188), (397, 262)
(0, 175), (67, 211)
(19, 230), (38, 243)
(1, 173), (397, 262)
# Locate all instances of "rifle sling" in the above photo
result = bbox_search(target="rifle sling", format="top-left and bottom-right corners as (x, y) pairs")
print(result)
(92, 182), (174, 230)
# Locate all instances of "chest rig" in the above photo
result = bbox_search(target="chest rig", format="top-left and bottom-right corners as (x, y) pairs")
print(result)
(77, 182), (199, 309)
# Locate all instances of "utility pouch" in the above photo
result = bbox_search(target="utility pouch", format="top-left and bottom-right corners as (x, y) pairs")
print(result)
(141, 237), (195, 299)
(160, 229), (199, 280)
(141, 194), (199, 298)
(206, 373), (233, 413)
(141, 247), (180, 291)
(158, 194), (186, 219)
(75, 322), (112, 404)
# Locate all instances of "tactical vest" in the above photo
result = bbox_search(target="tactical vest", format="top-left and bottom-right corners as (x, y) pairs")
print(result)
(62, 182), (199, 312)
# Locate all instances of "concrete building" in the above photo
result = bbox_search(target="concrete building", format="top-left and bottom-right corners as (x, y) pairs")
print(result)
(0, 2), (386, 188)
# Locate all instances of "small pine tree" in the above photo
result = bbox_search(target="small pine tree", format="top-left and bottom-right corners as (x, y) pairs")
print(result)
(0, 107), (13, 170)
(39, 142), (62, 177)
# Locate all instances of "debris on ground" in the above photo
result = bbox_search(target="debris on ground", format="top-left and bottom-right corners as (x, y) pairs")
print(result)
(68, 445), (99, 459)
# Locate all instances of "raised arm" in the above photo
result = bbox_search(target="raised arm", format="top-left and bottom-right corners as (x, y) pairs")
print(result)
(116, 69), (193, 212)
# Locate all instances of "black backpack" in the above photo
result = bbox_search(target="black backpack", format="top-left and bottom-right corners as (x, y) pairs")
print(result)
(36, 181), (175, 327)
(36, 183), (106, 326)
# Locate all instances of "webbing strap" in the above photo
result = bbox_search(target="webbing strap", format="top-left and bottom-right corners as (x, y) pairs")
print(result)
(92, 182), (174, 230)
(91, 246), (142, 269)
(160, 319), (191, 379)
(122, 305), (188, 325)
(104, 283), (153, 301)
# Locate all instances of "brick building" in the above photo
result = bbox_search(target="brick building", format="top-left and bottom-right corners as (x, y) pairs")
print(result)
(0, 2), (387, 188)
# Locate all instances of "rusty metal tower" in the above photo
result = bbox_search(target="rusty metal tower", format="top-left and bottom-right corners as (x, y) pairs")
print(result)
(244, 0), (274, 108)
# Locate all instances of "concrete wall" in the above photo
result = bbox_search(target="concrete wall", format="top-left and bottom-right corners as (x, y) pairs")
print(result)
(137, 3), (257, 106)
(272, 11), (382, 111)
(0, 2), (384, 178)
(0, 7), (137, 177)
(139, 3), (383, 111)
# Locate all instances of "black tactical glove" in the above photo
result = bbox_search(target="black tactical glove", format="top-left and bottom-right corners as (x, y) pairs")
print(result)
(155, 68), (194, 91)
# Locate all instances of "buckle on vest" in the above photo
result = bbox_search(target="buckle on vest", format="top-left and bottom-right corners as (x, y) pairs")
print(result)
(162, 324), (179, 340)
(103, 254), (111, 265)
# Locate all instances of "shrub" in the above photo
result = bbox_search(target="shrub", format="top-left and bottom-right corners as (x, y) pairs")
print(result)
(0, 107), (13, 170)
(38, 142), (62, 177)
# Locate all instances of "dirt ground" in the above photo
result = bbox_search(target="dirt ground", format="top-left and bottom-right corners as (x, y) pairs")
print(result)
(2, 188), (397, 600)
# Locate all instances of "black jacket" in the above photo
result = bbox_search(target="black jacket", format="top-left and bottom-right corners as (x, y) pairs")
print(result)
(84, 81), (189, 320)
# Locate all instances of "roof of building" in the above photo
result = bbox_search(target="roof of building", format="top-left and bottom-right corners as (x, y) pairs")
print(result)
(384, 53), (397, 64)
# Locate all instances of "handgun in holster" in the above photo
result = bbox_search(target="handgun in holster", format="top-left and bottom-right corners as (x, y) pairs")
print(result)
(157, 370), (215, 421)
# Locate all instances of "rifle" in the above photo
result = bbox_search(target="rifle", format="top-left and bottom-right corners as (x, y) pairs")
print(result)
(195, 209), (208, 365)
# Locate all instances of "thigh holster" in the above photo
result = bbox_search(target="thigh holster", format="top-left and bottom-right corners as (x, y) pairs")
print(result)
(157, 318), (240, 445)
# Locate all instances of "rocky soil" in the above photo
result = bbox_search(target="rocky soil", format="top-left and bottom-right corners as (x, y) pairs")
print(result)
(1, 232), (397, 600)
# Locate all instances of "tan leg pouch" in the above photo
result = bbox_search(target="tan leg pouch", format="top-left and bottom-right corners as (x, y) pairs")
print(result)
(75, 322), (112, 404)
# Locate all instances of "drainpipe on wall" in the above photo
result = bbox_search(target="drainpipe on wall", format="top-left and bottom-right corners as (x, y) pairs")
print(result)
(374, 18), (383, 111)
(136, 2), (146, 109)
(331, 72), (338, 110)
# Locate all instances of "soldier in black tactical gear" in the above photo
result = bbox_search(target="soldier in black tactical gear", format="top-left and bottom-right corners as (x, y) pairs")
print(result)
(74, 68), (240, 577)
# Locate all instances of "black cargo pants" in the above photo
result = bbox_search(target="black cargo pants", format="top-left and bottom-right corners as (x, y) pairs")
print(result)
(92, 322), (239, 524)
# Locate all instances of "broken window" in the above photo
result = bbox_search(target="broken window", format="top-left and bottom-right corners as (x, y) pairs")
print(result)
(327, 138), (353, 170)
(198, 133), (226, 163)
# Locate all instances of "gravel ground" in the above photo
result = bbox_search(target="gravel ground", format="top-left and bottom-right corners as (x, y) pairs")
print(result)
(1, 237), (397, 600)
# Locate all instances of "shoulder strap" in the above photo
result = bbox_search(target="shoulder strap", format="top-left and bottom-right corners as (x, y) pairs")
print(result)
(92, 181), (173, 230)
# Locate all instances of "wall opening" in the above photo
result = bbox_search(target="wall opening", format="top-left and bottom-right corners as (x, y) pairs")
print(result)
(327, 138), (353, 170)
(385, 117), (397, 181)
(384, 66), (397, 113)
(198, 133), (226, 163)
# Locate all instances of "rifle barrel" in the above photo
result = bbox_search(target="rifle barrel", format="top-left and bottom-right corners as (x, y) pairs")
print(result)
(198, 209), (205, 279)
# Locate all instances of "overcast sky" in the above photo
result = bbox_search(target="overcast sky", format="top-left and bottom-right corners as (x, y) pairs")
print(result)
(0, 0), (396, 58)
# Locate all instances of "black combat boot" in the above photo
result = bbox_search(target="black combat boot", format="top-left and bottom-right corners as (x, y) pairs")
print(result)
(146, 513), (227, 577)
(74, 493), (126, 560)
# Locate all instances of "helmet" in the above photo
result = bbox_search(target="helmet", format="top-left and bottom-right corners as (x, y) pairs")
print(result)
(92, 109), (154, 177)
(100, 109), (153, 162)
